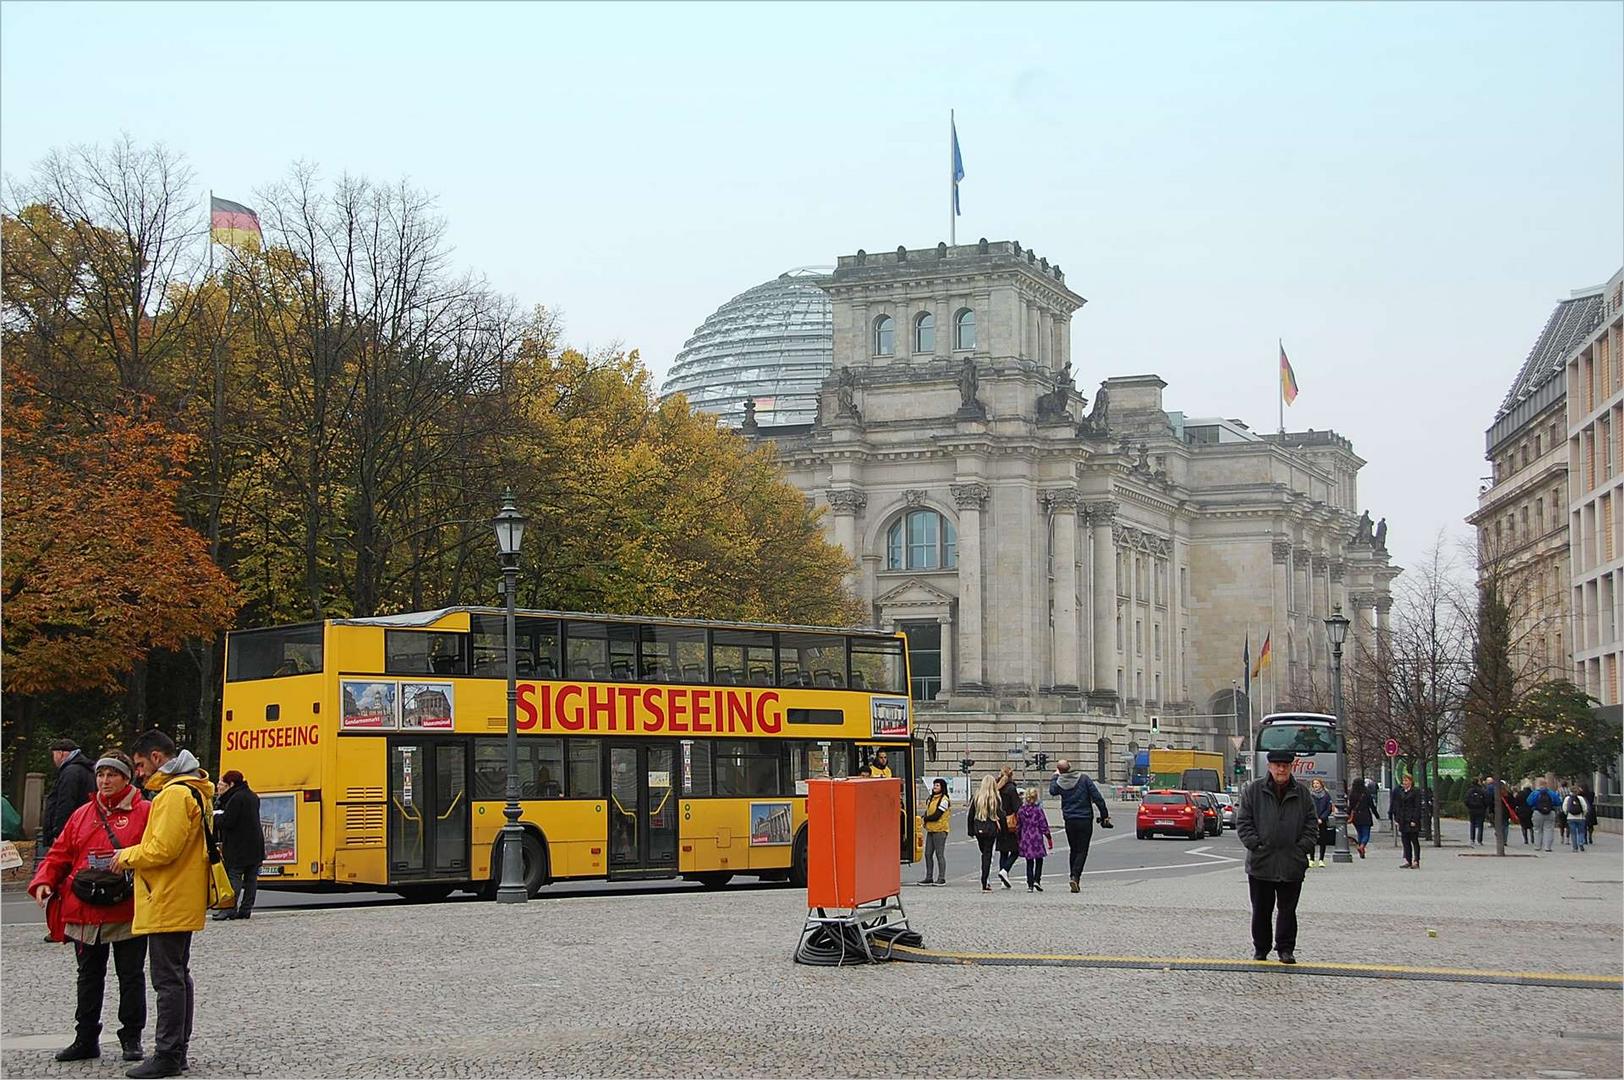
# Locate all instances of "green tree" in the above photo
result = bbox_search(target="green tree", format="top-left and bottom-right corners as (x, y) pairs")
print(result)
(1520, 680), (1621, 781)
(1462, 576), (1523, 779)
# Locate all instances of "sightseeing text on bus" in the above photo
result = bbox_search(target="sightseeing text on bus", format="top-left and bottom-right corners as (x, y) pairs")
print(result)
(517, 683), (786, 734)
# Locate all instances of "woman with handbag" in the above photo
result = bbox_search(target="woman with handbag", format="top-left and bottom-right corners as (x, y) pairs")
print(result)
(967, 776), (1002, 891)
(27, 751), (151, 1064)
(995, 765), (1022, 889)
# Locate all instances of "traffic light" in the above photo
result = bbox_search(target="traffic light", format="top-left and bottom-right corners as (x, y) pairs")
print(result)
(1234, 757), (1246, 777)
(1034, 752), (1049, 770)
(1149, 715), (1160, 734)
(959, 756), (975, 775)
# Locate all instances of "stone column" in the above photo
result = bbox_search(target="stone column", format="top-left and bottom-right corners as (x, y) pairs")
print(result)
(1042, 489), (1082, 690)
(1038, 310), (1053, 365)
(1376, 595), (1393, 637)
(1271, 540), (1292, 714)
(937, 613), (954, 695)
(951, 482), (989, 690)
(825, 489), (866, 592)
(1329, 559), (1347, 616)
(1087, 500), (1119, 699)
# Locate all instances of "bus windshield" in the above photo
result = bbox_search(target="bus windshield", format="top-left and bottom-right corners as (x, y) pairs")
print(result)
(1258, 723), (1338, 754)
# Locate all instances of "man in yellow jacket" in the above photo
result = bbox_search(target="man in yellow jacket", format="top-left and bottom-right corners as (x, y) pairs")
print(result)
(112, 731), (214, 1080)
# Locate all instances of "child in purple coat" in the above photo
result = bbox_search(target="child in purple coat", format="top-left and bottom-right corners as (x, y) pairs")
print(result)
(1016, 788), (1053, 892)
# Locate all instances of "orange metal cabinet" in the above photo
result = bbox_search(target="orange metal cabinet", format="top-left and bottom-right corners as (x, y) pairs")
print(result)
(805, 778), (901, 909)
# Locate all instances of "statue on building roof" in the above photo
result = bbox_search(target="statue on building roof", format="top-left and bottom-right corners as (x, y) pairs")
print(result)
(1356, 510), (1372, 544)
(1080, 380), (1110, 437)
(1374, 517), (1388, 549)
(956, 357), (986, 418)
(836, 366), (860, 421)
(1036, 361), (1074, 422)
(741, 397), (759, 432)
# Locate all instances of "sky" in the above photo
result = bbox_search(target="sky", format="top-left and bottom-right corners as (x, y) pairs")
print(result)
(3, 1), (1621, 580)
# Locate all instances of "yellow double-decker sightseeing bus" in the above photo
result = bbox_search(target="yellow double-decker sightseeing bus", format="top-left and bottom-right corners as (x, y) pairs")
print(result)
(219, 607), (915, 899)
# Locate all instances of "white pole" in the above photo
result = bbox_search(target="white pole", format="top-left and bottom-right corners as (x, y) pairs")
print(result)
(949, 109), (956, 247)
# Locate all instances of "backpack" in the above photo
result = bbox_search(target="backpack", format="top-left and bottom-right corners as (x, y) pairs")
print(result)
(1466, 787), (1486, 811)
(1565, 795), (1584, 818)
(1534, 788), (1555, 813)
(973, 812), (1000, 839)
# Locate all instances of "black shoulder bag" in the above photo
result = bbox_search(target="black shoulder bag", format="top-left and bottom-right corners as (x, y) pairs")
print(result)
(71, 803), (134, 907)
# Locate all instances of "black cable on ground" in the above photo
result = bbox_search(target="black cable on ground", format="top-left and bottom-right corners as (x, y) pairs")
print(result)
(794, 922), (925, 966)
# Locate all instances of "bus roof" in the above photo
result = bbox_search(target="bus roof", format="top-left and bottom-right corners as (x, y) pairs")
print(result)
(316, 605), (899, 639)
(1260, 712), (1337, 725)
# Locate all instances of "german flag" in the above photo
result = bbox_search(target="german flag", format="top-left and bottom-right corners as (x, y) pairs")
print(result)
(210, 196), (262, 251)
(1252, 631), (1272, 679)
(1279, 341), (1299, 405)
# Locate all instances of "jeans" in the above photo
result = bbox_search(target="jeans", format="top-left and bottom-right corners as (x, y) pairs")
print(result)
(1468, 813), (1485, 843)
(1533, 810), (1556, 850)
(1401, 830), (1421, 864)
(1025, 856), (1044, 887)
(1248, 876), (1303, 954)
(1569, 819), (1588, 850)
(147, 932), (194, 1061)
(74, 937), (147, 1043)
(976, 835), (995, 886)
(1063, 819), (1095, 880)
(998, 847), (1020, 874)
(227, 863), (261, 917)
(1354, 823), (1372, 846)
(923, 832), (947, 881)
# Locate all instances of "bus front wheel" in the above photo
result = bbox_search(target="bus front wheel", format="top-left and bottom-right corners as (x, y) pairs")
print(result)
(789, 828), (808, 889)
(488, 832), (550, 898)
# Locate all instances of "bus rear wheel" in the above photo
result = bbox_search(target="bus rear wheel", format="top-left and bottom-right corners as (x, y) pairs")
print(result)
(487, 832), (549, 898)
(789, 828), (808, 889)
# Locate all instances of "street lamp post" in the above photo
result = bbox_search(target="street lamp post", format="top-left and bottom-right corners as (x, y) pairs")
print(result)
(493, 488), (529, 903)
(1324, 607), (1353, 865)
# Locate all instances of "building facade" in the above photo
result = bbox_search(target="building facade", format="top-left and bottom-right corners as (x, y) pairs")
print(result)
(739, 240), (1399, 780)
(1567, 269), (1624, 708)
(1467, 287), (1604, 682)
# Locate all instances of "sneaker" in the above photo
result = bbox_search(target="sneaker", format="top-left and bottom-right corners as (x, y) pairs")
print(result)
(998, 869), (1011, 888)
(1033, 882), (1043, 892)
(915, 880), (934, 886)
(56, 1040), (100, 1062)
(1069, 879), (1080, 893)
(1400, 862), (1412, 869)
(120, 1037), (144, 1063)
(1027, 884), (1035, 892)
(982, 883), (992, 892)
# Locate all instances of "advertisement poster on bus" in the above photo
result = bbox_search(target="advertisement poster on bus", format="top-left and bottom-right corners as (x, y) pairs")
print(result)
(259, 793), (297, 864)
(401, 682), (454, 730)
(341, 680), (397, 729)
(870, 697), (908, 738)
(749, 801), (793, 846)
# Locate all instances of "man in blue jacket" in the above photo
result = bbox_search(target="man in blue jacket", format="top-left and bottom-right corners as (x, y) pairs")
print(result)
(1050, 760), (1112, 893)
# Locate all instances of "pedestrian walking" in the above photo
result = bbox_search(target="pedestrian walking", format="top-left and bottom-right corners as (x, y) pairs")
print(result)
(1016, 788), (1053, 891)
(1049, 759), (1113, 893)
(1581, 783), (1599, 842)
(1515, 784), (1535, 844)
(27, 751), (151, 1064)
(112, 731), (215, 1079)
(968, 775), (1002, 891)
(1555, 782), (1571, 843)
(1526, 779), (1559, 852)
(1465, 778), (1489, 846)
(918, 778), (950, 885)
(213, 771), (265, 919)
(1308, 778), (1333, 867)
(995, 765), (1021, 889)
(1564, 788), (1590, 852)
(1391, 774), (1424, 868)
(1235, 749), (1318, 963)
(1347, 776), (1380, 858)
(40, 739), (98, 856)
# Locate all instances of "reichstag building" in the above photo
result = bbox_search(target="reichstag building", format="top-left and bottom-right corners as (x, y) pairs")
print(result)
(661, 240), (1400, 781)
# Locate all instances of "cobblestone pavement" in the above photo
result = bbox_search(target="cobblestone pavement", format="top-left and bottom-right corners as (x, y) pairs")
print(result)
(2, 814), (1618, 1078)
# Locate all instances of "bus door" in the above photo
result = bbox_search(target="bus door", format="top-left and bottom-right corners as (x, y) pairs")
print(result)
(387, 739), (469, 881)
(606, 742), (678, 875)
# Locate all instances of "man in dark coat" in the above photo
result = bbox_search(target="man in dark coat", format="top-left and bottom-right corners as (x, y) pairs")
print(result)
(1235, 749), (1318, 964)
(213, 771), (265, 920)
(40, 739), (96, 854)
(1049, 760), (1113, 892)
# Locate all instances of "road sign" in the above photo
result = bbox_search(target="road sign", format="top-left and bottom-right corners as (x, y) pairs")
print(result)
(1384, 738), (1399, 757)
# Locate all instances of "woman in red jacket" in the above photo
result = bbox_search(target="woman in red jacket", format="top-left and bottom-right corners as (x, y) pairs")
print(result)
(28, 751), (152, 1064)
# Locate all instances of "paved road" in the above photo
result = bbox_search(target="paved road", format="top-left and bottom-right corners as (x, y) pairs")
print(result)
(2, 805), (1618, 1077)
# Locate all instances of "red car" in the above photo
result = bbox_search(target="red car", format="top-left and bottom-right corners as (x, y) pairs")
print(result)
(1136, 790), (1205, 840)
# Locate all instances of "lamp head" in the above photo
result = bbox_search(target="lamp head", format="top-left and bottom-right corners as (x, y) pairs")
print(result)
(1324, 607), (1350, 647)
(493, 488), (528, 559)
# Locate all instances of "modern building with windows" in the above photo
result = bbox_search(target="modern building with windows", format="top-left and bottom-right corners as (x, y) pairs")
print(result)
(686, 239), (1400, 779)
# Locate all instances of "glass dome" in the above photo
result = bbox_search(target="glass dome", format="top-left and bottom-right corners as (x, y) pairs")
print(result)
(661, 267), (834, 427)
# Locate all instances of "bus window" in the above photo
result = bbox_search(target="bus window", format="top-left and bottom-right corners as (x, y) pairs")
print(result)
(470, 616), (559, 679)
(685, 741), (714, 795)
(778, 633), (844, 688)
(1258, 724), (1338, 754)
(568, 740), (602, 797)
(715, 739), (782, 797)
(385, 630), (467, 676)
(641, 625), (706, 683)
(849, 638), (906, 695)
(227, 624), (323, 681)
(564, 621), (638, 681)
(473, 738), (565, 798)
(712, 630), (774, 690)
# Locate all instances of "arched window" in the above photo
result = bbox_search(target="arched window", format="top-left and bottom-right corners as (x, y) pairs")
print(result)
(954, 308), (976, 350)
(913, 311), (934, 354)
(873, 314), (895, 356)
(885, 509), (958, 571)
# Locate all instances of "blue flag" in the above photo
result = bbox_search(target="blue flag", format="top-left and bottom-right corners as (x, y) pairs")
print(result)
(952, 118), (965, 216)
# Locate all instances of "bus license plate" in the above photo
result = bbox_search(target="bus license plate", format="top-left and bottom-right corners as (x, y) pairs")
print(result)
(257, 865), (284, 877)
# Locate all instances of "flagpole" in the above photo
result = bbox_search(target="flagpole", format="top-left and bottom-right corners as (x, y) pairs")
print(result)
(1278, 338), (1285, 435)
(949, 109), (956, 246)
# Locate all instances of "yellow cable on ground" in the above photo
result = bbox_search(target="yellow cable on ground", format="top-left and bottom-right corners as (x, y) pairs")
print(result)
(883, 943), (1621, 990)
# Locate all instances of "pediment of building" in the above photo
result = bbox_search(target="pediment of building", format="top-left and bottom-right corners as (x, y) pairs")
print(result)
(874, 577), (957, 609)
